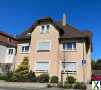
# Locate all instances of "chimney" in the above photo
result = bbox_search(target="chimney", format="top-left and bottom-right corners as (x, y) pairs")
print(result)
(62, 13), (66, 26)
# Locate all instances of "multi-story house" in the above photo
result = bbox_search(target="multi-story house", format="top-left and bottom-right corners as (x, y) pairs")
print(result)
(16, 16), (92, 82)
(0, 31), (17, 74)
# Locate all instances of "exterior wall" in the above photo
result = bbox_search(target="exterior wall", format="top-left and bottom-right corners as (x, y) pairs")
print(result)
(86, 45), (91, 82)
(16, 43), (29, 68)
(0, 33), (17, 74)
(29, 24), (60, 77)
(16, 24), (91, 82)
(5, 48), (16, 63)
(0, 45), (7, 63)
(0, 45), (16, 74)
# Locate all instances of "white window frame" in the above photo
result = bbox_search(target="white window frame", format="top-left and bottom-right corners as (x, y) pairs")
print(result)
(35, 60), (50, 72)
(63, 41), (76, 51)
(19, 43), (30, 53)
(36, 40), (51, 51)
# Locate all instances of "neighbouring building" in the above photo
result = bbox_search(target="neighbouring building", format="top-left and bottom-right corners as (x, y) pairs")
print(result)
(16, 16), (92, 82)
(0, 31), (17, 74)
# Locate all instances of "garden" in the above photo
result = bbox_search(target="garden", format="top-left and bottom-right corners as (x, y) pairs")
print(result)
(0, 57), (87, 89)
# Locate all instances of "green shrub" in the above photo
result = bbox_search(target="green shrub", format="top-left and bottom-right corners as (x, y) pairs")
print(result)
(6, 71), (13, 81)
(57, 82), (63, 88)
(63, 82), (72, 89)
(73, 82), (87, 89)
(28, 70), (36, 82)
(9, 57), (29, 82)
(47, 83), (52, 88)
(37, 74), (49, 83)
(50, 76), (58, 83)
(0, 75), (7, 80)
(66, 76), (76, 84)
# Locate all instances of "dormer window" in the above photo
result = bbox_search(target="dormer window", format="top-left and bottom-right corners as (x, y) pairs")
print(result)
(40, 25), (50, 33)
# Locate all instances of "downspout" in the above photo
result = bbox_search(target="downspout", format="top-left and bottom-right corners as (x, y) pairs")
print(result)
(82, 39), (85, 82)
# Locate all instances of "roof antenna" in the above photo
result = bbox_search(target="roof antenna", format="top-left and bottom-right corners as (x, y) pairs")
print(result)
(63, 13), (66, 26)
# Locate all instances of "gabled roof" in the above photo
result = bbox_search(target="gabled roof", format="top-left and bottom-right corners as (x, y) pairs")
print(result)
(16, 17), (92, 40)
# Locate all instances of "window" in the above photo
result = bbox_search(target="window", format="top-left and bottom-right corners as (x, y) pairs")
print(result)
(19, 43), (29, 53)
(36, 61), (49, 72)
(40, 25), (50, 33)
(8, 49), (13, 55)
(37, 41), (51, 51)
(63, 42), (76, 50)
(21, 46), (29, 53)
(62, 62), (76, 73)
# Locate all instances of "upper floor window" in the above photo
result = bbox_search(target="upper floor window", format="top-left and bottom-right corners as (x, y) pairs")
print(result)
(22, 46), (29, 53)
(8, 49), (13, 55)
(19, 43), (29, 53)
(40, 24), (50, 33)
(37, 41), (51, 51)
(63, 42), (76, 50)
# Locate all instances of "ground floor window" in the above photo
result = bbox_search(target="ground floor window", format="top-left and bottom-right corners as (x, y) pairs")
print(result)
(36, 61), (49, 72)
(62, 62), (76, 73)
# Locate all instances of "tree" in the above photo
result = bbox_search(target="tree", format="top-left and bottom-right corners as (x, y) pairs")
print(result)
(91, 60), (96, 69)
(91, 59), (101, 70)
(12, 57), (29, 81)
(95, 59), (101, 70)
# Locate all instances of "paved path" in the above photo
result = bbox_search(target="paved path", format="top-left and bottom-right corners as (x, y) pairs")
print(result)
(0, 81), (96, 90)
(0, 81), (47, 89)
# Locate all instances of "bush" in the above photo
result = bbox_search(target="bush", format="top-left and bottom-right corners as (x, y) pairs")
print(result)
(66, 76), (76, 84)
(0, 75), (7, 80)
(64, 82), (72, 89)
(6, 71), (13, 81)
(50, 76), (58, 83)
(47, 83), (52, 88)
(57, 82), (63, 88)
(28, 71), (36, 82)
(73, 82), (87, 89)
(9, 57), (29, 82)
(37, 74), (49, 83)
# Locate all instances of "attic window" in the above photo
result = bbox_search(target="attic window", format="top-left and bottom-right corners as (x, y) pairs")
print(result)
(40, 25), (50, 33)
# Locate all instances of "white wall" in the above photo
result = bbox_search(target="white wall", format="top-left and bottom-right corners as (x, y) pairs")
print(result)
(0, 45), (7, 63)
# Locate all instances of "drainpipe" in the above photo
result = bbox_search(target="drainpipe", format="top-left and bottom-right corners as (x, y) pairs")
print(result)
(82, 39), (85, 83)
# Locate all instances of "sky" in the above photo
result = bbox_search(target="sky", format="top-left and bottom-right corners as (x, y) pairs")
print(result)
(0, 0), (100, 60)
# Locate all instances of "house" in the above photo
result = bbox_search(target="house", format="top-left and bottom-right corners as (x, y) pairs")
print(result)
(16, 16), (92, 82)
(0, 31), (17, 74)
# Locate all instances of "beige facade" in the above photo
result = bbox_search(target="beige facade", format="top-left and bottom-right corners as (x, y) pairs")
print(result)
(16, 17), (92, 82)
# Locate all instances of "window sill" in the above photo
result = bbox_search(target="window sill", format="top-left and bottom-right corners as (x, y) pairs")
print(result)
(61, 70), (77, 74)
(63, 49), (77, 52)
(35, 70), (48, 73)
(37, 50), (50, 52)
(20, 52), (29, 54)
